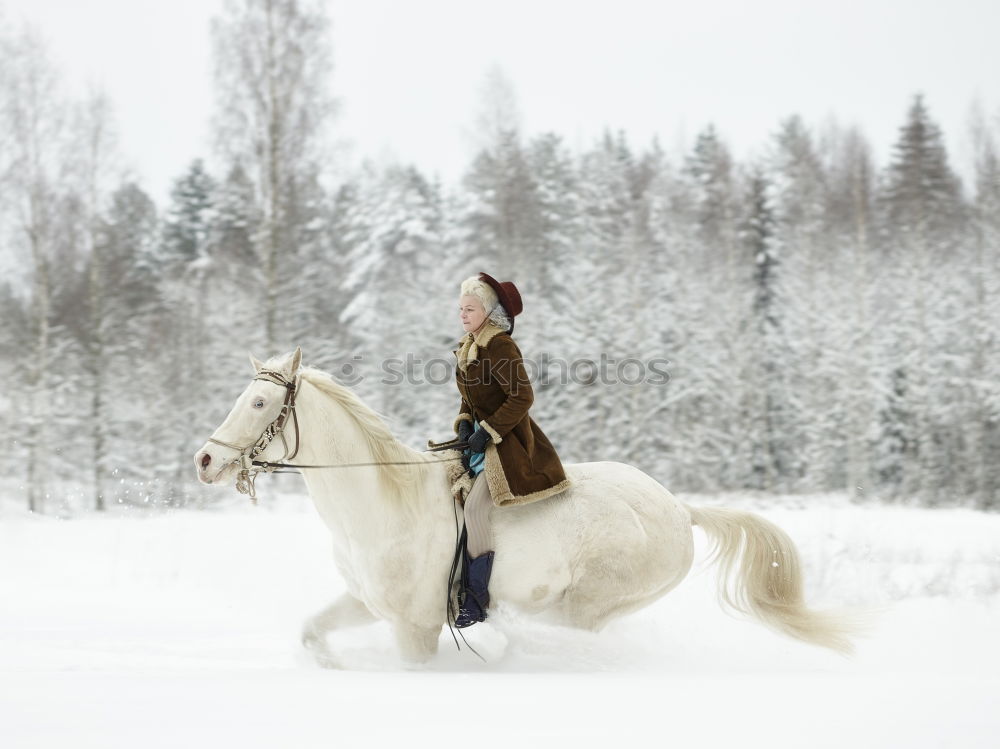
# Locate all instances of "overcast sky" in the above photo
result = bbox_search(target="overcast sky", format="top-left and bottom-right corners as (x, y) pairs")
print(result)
(4, 0), (999, 207)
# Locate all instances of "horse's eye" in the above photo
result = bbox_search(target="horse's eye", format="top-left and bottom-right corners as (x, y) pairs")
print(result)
(253, 399), (265, 409)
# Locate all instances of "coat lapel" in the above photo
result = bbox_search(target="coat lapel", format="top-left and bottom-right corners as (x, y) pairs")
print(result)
(453, 320), (506, 373)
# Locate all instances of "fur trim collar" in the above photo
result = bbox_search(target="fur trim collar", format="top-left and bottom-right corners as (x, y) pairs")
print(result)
(454, 319), (507, 373)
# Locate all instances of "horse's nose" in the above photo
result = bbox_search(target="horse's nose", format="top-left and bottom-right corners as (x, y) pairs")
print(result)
(199, 452), (211, 469)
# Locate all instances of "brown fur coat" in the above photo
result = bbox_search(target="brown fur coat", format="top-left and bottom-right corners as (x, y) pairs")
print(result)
(450, 320), (571, 506)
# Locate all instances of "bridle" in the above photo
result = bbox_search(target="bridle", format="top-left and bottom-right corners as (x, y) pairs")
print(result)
(205, 368), (466, 503)
(205, 368), (303, 502)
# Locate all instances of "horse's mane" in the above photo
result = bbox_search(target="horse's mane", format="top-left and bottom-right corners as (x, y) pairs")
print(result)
(296, 365), (438, 502)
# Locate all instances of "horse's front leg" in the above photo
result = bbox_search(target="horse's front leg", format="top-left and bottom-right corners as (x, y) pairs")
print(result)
(301, 592), (376, 668)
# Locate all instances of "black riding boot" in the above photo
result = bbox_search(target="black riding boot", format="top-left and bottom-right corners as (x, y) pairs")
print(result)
(454, 549), (495, 628)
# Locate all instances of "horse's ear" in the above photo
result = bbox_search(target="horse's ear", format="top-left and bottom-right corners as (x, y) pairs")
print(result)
(249, 352), (264, 373)
(288, 346), (302, 375)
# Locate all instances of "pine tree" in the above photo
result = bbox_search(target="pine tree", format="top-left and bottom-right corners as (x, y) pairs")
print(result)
(875, 366), (914, 491)
(967, 113), (1000, 508)
(162, 159), (217, 265)
(460, 127), (540, 268)
(682, 124), (737, 275)
(881, 94), (963, 258)
(210, 161), (259, 265)
(571, 130), (639, 462)
(88, 181), (161, 507)
(336, 162), (445, 435)
(876, 95), (968, 501)
(739, 164), (794, 490)
(523, 131), (590, 463)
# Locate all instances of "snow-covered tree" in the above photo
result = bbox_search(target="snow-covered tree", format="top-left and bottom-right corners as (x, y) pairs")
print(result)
(881, 94), (963, 260)
(873, 95), (970, 502)
(162, 159), (216, 266)
(210, 0), (339, 351)
(0, 22), (74, 512)
(335, 161), (445, 438)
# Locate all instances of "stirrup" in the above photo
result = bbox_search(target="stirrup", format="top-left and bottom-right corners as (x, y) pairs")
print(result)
(454, 592), (488, 628)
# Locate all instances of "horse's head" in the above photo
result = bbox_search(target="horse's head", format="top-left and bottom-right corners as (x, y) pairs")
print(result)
(193, 346), (302, 486)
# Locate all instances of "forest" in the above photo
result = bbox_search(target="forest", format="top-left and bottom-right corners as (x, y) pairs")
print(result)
(1, 0), (998, 514)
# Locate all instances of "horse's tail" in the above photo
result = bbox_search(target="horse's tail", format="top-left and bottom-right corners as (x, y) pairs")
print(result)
(686, 504), (858, 655)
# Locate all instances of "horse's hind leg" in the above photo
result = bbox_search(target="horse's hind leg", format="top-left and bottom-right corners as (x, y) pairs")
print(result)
(562, 586), (679, 632)
(559, 537), (694, 632)
(301, 592), (376, 668)
(391, 620), (440, 666)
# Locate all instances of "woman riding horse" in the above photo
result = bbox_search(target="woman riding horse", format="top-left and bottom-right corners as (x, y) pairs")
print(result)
(452, 272), (572, 628)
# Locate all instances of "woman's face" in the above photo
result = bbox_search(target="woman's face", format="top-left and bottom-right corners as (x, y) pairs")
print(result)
(459, 294), (488, 333)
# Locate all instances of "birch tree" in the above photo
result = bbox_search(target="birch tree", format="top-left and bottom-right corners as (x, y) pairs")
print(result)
(823, 123), (878, 497)
(210, 0), (339, 353)
(0, 24), (72, 512)
(68, 86), (122, 511)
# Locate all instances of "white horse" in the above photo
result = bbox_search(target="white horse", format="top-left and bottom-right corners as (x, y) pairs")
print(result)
(194, 348), (858, 666)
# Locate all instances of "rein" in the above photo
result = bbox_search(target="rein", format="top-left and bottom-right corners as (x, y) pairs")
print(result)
(206, 368), (467, 503)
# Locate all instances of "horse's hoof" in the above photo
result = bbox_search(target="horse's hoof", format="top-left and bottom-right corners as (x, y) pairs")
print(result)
(313, 651), (341, 669)
(302, 634), (340, 669)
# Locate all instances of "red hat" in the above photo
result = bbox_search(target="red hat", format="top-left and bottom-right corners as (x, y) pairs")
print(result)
(478, 272), (523, 332)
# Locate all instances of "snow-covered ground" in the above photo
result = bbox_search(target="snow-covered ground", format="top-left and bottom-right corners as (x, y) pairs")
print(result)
(1, 489), (998, 748)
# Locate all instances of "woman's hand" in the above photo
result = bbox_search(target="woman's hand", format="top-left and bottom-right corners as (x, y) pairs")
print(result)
(467, 427), (492, 454)
(457, 420), (474, 443)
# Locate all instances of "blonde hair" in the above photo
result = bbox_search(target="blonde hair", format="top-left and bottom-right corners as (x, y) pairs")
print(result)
(459, 276), (498, 312)
(459, 275), (512, 331)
